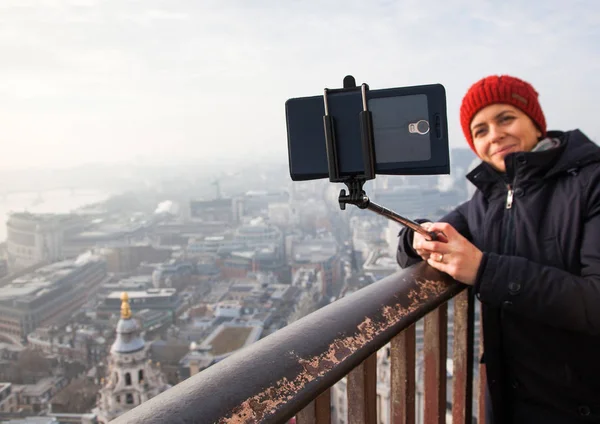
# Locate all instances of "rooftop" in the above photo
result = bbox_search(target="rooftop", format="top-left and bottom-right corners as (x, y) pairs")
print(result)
(106, 288), (177, 300)
(0, 254), (103, 302)
(292, 239), (338, 263)
(12, 377), (64, 397)
(67, 221), (145, 242)
(363, 249), (400, 272)
(7, 211), (76, 223)
(102, 276), (153, 289)
(3, 418), (58, 424)
(200, 323), (263, 357)
(208, 326), (253, 356)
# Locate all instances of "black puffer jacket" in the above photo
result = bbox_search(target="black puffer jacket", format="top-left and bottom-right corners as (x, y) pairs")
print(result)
(396, 130), (600, 423)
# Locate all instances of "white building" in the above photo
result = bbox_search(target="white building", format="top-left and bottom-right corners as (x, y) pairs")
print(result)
(94, 293), (170, 423)
(350, 217), (385, 263)
(267, 202), (292, 227)
(5, 212), (83, 271)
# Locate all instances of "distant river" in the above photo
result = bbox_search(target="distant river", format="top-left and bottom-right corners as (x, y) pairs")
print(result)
(0, 189), (111, 242)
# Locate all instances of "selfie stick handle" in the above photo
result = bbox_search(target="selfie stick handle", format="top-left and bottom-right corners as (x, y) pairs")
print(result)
(359, 196), (438, 241)
(336, 179), (436, 240)
(325, 75), (438, 242)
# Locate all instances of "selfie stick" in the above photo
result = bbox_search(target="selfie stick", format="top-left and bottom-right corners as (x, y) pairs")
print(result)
(323, 75), (437, 241)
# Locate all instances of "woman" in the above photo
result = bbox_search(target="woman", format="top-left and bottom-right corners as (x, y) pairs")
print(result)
(396, 75), (600, 423)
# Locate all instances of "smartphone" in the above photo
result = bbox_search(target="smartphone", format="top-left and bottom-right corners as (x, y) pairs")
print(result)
(285, 83), (450, 181)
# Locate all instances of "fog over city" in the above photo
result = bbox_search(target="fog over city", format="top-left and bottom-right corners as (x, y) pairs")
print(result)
(1, 0), (599, 171)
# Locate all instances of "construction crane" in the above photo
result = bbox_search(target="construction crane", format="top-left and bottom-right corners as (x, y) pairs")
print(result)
(210, 179), (222, 199)
(209, 171), (240, 200)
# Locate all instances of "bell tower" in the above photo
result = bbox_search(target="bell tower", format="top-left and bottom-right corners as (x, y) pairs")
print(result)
(94, 292), (170, 423)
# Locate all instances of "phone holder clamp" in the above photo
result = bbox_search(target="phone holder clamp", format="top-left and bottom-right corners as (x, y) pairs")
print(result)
(323, 75), (438, 241)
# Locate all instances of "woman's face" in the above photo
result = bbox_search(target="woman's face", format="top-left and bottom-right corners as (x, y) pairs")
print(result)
(470, 103), (542, 172)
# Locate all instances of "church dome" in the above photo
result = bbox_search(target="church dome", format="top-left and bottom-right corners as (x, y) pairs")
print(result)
(110, 292), (145, 354)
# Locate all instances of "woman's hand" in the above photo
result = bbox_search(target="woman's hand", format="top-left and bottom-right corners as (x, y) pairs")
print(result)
(413, 222), (483, 286)
(412, 222), (449, 260)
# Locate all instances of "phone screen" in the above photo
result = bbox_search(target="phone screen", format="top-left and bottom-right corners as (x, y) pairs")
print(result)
(369, 94), (432, 164)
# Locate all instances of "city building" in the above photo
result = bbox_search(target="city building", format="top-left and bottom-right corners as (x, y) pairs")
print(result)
(151, 260), (195, 289)
(234, 218), (283, 248)
(96, 288), (182, 320)
(241, 190), (289, 218)
(0, 259), (8, 279)
(290, 238), (341, 297)
(287, 268), (326, 324)
(193, 255), (221, 282)
(132, 309), (173, 333)
(179, 321), (263, 379)
(100, 244), (174, 274)
(62, 221), (150, 259)
(361, 248), (400, 281)
(26, 326), (106, 365)
(350, 217), (385, 265)
(94, 293), (170, 423)
(219, 246), (284, 280)
(11, 377), (68, 414)
(267, 202), (292, 228)
(187, 234), (240, 255)
(5, 213), (84, 271)
(0, 254), (107, 341)
(0, 382), (17, 413)
(98, 276), (154, 296)
(188, 198), (243, 224)
(152, 221), (229, 246)
(1, 417), (60, 423)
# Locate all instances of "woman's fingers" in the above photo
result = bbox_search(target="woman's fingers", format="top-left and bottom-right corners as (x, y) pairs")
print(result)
(427, 222), (457, 235)
(415, 248), (431, 260)
(416, 240), (450, 253)
(430, 231), (449, 243)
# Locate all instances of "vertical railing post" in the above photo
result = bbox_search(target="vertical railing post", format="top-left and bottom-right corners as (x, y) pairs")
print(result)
(423, 304), (448, 424)
(297, 389), (332, 424)
(451, 289), (475, 424)
(347, 353), (377, 424)
(477, 311), (487, 424)
(391, 324), (416, 424)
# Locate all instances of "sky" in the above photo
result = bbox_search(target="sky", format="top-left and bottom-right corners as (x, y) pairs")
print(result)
(1, 0), (599, 171)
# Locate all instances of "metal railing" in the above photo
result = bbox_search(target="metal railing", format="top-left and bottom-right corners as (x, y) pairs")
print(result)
(111, 261), (484, 424)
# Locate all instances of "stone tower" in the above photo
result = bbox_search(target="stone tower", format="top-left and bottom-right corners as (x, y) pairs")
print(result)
(94, 292), (170, 423)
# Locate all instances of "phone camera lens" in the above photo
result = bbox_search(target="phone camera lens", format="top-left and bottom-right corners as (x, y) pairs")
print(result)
(409, 119), (430, 135)
(416, 120), (430, 135)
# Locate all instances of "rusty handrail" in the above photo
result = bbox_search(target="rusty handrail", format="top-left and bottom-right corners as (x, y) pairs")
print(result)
(111, 262), (465, 424)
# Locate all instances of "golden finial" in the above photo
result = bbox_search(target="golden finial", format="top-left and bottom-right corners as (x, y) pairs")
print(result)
(121, 292), (132, 319)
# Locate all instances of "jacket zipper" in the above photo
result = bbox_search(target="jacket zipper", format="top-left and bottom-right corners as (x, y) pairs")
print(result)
(502, 183), (516, 255)
(501, 183), (516, 320)
(506, 185), (514, 209)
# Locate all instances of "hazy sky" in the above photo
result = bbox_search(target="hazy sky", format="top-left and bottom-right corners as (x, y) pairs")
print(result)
(1, 0), (599, 170)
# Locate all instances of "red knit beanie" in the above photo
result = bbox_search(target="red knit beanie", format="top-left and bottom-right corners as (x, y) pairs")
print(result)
(459, 75), (547, 153)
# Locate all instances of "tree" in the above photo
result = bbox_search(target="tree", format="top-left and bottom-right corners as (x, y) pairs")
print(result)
(51, 377), (101, 413)
(14, 349), (53, 383)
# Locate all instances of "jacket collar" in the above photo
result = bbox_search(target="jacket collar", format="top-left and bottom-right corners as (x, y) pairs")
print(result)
(466, 130), (600, 196)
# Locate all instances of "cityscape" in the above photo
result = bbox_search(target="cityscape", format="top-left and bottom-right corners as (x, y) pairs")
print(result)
(2, 1), (597, 423)
(0, 147), (479, 424)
